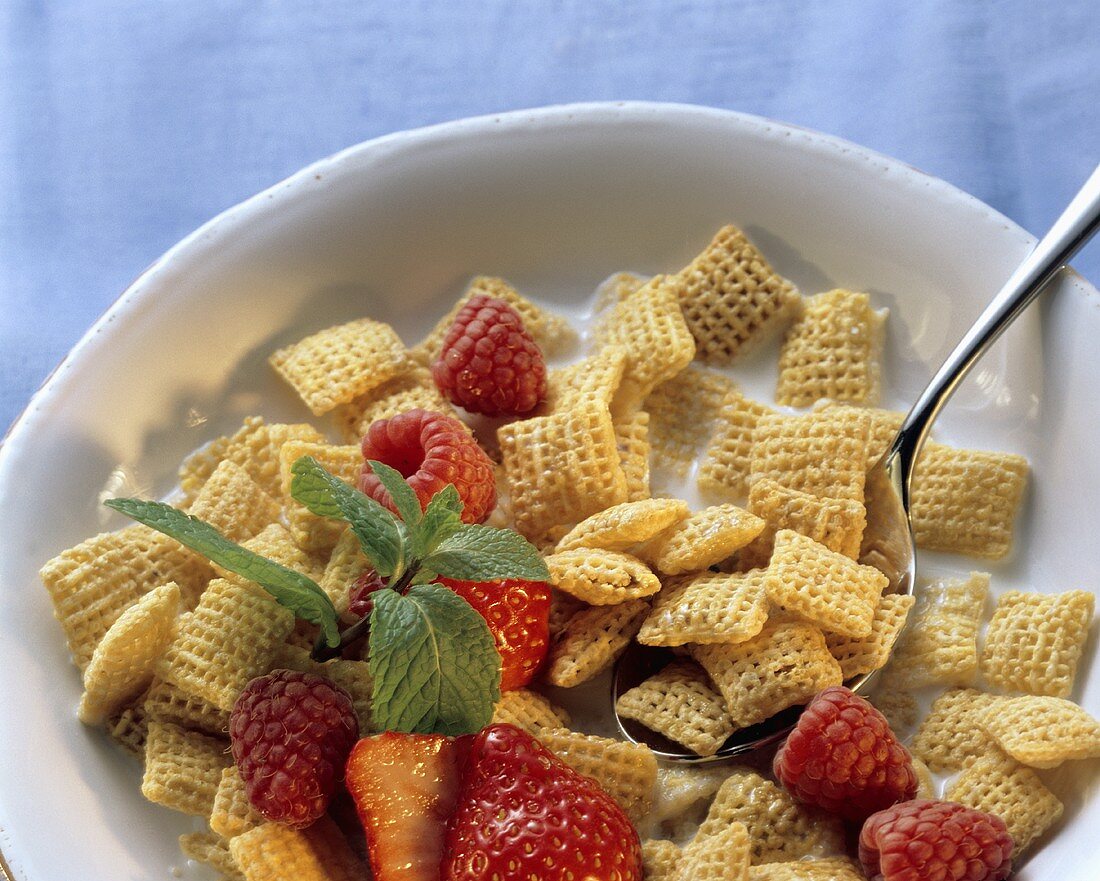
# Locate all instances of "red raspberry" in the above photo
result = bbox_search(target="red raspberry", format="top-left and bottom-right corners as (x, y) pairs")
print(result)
(431, 294), (547, 417)
(773, 686), (918, 823)
(859, 799), (1013, 881)
(230, 669), (360, 828)
(348, 569), (387, 619)
(359, 408), (496, 524)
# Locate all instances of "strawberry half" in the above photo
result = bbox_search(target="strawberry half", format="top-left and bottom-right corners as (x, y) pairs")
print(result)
(345, 732), (471, 881)
(435, 577), (550, 691)
(440, 723), (642, 881)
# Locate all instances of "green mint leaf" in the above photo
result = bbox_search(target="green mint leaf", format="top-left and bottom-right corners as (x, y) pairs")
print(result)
(408, 484), (464, 560)
(368, 584), (500, 735)
(420, 524), (550, 582)
(104, 497), (341, 648)
(365, 459), (423, 528)
(290, 456), (404, 578)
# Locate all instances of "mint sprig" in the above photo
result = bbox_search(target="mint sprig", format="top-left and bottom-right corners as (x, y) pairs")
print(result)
(365, 459), (424, 529)
(103, 498), (342, 648)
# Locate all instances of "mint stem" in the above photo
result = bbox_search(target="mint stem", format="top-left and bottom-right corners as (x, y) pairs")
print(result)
(310, 563), (421, 662)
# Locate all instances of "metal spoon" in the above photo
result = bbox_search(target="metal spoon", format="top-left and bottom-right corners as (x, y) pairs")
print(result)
(614, 162), (1100, 763)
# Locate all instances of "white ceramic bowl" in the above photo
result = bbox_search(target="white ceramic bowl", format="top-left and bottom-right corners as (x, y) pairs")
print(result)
(1, 103), (1097, 879)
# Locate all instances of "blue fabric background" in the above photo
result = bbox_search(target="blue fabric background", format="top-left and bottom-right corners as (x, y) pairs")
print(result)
(2, 0), (1098, 431)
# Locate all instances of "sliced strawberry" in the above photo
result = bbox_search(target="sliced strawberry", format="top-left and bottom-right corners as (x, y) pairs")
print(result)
(345, 732), (470, 881)
(434, 578), (550, 691)
(441, 723), (642, 881)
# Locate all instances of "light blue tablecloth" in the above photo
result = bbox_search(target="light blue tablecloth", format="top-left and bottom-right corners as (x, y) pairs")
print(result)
(2, 0), (1098, 431)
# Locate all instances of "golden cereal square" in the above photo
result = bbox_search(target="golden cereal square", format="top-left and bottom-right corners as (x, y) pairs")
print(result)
(319, 528), (371, 617)
(825, 593), (915, 680)
(645, 366), (738, 477)
(765, 531), (887, 638)
(697, 390), (774, 501)
(269, 318), (408, 416)
(674, 819), (750, 881)
(776, 289), (886, 407)
(750, 410), (870, 503)
(816, 403), (905, 467)
(545, 345), (628, 413)
(615, 660), (735, 757)
(981, 696), (1100, 768)
(642, 839), (682, 881)
(555, 498), (690, 553)
(673, 225), (800, 364)
(157, 578), (295, 711)
(909, 687), (1001, 773)
(637, 569), (769, 647)
(544, 598), (650, 687)
(40, 524), (212, 669)
(867, 689), (918, 733)
(644, 504), (766, 575)
(881, 572), (989, 691)
(614, 409), (652, 502)
(411, 276), (574, 365)
(144, 676), (232, 737)
(980, 589), (1094, 698)
(141, 719), (229, 816)
(698, 770), (843, 865)
(492, 688), (571, 735)
(910, 444), (1029, 559)
(106, 699), (149, 759)
(333, 366), (460, 442)
(229, 816), (370, 881)
(692, 623), (843, 729)
(548, 589), (585, 639)
(211, 764), (264, 839)
(748, 858), (865, 881)
(537, 728), (658, 823)
(188, 460), (281, 543)
(279, 441), (365, 552)
(79, 582), (181, 725)
(179, 833), (246, 881)
(945, 751), (1063, 854)
(546, 548), (661, 605)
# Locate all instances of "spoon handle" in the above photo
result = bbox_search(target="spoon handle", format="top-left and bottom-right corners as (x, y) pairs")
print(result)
(891, 162), (1100, 476)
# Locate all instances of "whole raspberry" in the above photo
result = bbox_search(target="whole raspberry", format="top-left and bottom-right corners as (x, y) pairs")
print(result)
(431, 294), (547, 417)
(359, 408), (496, 524)
(230, 669), (359, 828)
(773, 686), (918, 823)
(348, 569), (387, 619)
(859, 799), (1013, 881)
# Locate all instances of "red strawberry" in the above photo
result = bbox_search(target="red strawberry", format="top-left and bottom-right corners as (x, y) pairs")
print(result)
(773, 686), (918, 823)
(434, 577), (550, 691)
(440, 723), (642, 881)
(345, 732), (471, 881)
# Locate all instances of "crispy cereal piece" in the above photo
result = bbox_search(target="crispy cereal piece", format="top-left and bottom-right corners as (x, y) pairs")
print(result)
(158, 578), (295, 711)
(189, 460), (282, 543)
(596, 271), (650, 311)
(498, 398), (628, 542)
(141, 719), (229, 816)
(692, 623), (843, 729)
(269, 318), (408, 416)
(144, 676), (231, 737)
(333, 366), (459, 442)
(279, 441), (365, 552)
(78, 583), (181, 724)
(867, 689), (918, 733)
(548, 589), (585, 640)
(641, 504), (766, 576)
(544, 599), (650, 687)
(179, 832), (246, 881)
(646, 366), (738, 476)
(616, 660), (735, 757)
(637, 570), (769, 647)
(697, 390), (774, 500)
(319, 528), (370, 617)
(491, 688), (571, 735)
(674, 820), (750, 881)
(614, 409), (651, 501)
(411, 276), (574, 365)
(909, 687), (1001, 773)
(816, 403), (905, 467)
(750, 410), (870, 503)
(673, 225), (800, 364)
(546, 548), (661, 605)
(555, 499), (689, 553)
(945, 751), (1064, 854)
(764, 531), (887, 638)
(596, 276), (696, 404)
(545, 345), (628, 413)
(981, 696), (1100, 768)
(642, 839), (683, 881)
(980, 589), (1094, 698)
(825, 593), (915, 680)
(911, 756), (936, 799)
(211, 765), (264, 839)
(698, 770), (843, 865)
(40, 524), (212, 668)
(881, 572), (988, 690)
(748, 858), (865, 880)
(537, 728), (658, 823)
(230, 816), (370, 881)
(106, 699), (149, 759)
(776, 289), (885, 407)
(910, 443), (1029, 559)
